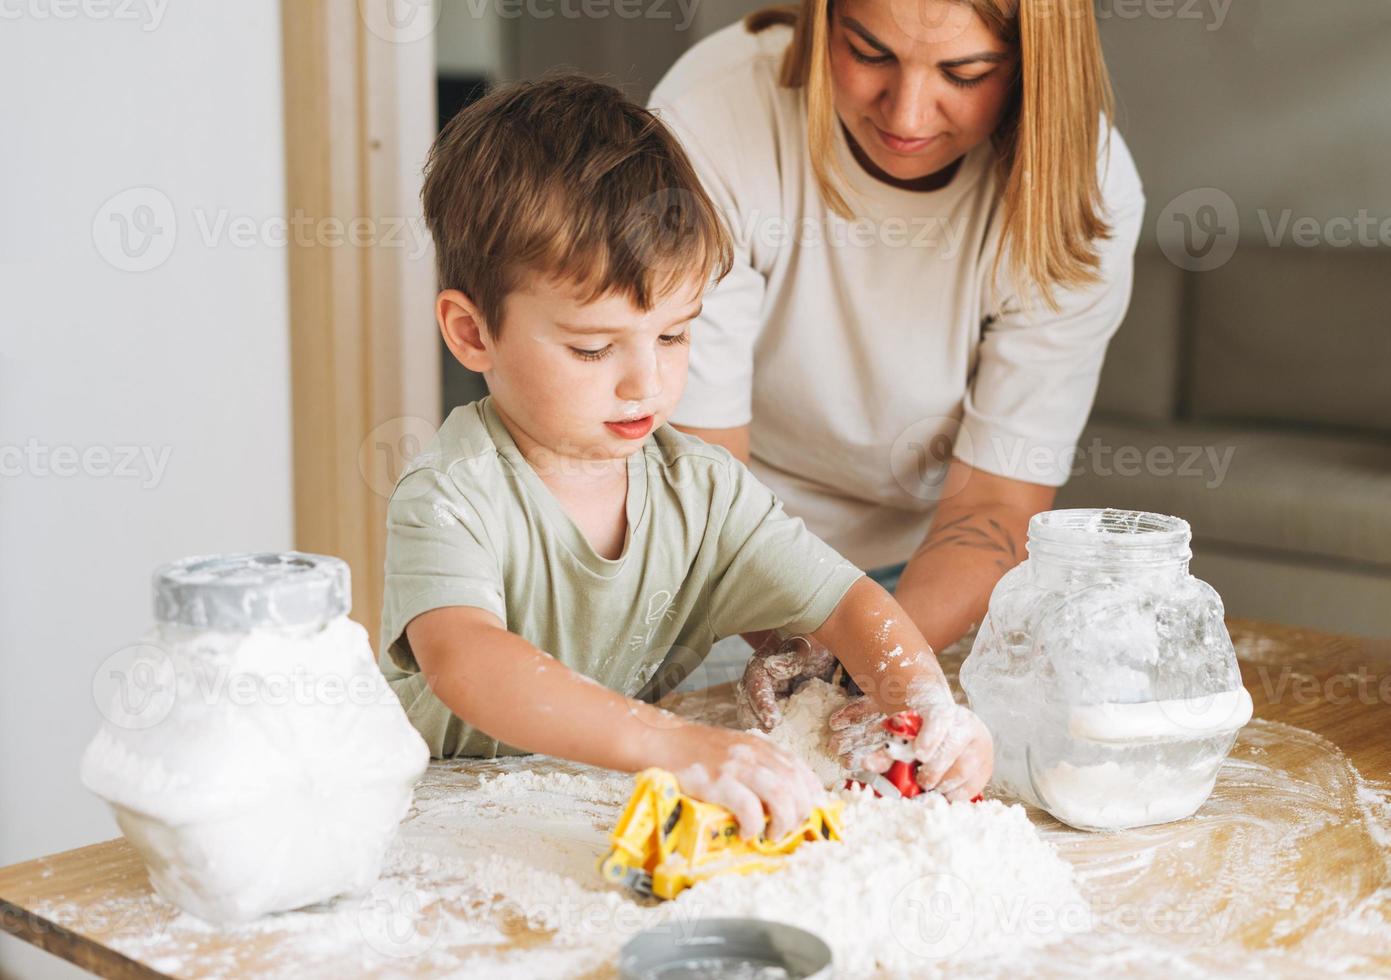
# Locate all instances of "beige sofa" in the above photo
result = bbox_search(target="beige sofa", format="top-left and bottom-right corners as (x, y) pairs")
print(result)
(1056, 246), (1391, 638)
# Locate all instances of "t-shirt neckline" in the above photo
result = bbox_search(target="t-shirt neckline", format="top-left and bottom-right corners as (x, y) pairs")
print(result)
(828, 102), (990, 215)
(478, 396), (648, 576)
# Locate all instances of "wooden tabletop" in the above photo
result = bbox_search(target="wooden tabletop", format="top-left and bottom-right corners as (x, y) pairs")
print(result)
(3, 618), (1389, 978)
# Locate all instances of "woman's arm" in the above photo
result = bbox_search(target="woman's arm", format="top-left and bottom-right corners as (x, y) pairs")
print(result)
(893, 459), (1055, 651)
(672, 423), (750, 464)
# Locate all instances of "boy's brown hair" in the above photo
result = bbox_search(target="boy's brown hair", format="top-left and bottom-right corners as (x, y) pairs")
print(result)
(421, 73), (733, 335)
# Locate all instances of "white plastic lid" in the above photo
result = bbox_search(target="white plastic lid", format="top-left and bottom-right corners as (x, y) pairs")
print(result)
(1067, 687), (1254, 744)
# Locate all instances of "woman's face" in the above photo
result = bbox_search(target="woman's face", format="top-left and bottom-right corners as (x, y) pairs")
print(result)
(829, 0), (1017, 183)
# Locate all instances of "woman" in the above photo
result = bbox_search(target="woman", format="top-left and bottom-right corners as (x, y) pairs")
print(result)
(649, 0), (1145, 730)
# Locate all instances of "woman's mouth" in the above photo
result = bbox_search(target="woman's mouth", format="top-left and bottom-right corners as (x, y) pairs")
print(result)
(604, 415), (654, 440)
(873, 125), (938, 155)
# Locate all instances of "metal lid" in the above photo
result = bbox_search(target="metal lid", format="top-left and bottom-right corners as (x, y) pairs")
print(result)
(619, 918), (832, 980)
(152, 552), (350, 631)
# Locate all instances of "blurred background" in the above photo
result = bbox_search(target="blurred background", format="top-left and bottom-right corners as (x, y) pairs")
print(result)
(2, 2), (1388, 975)
(437, 0), (1391, 638)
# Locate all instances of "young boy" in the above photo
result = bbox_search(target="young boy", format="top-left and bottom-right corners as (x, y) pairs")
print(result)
(378, 75), (992, 841)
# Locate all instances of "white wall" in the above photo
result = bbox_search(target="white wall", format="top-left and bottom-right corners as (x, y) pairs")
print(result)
(0, 4), (293, 976)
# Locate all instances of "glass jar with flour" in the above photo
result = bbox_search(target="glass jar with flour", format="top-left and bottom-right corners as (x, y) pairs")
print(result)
(960, 509), (1252, 831)
(81, 553), (429, 923)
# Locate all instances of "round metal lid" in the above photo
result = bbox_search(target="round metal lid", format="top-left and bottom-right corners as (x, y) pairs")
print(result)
(152, 552), (350, 631)
(619, 918), (832, 980)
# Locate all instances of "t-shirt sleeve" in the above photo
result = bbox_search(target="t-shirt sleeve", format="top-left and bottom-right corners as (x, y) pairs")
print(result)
(650, 82), (768, 429)
(705, 454), (865, 638)
(956, 124), (1147, 487)
(378, 467), (506, 677)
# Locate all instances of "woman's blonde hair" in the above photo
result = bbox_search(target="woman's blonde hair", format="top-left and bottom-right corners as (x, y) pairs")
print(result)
(747, 0), (1114, 312)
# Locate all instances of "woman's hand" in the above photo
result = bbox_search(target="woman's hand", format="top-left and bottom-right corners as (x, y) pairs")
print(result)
(652, 723), (825, 840)
(736, 635), (839, 732)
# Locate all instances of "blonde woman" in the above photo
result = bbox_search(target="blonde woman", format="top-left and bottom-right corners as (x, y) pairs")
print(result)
(650, 0), (1145, 748)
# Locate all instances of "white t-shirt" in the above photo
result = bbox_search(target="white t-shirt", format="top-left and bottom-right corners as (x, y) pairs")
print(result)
(649, 22), (1147, 570)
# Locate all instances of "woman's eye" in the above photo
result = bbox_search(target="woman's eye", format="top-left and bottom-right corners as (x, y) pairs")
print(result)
(658, 331), (690, 347)
(570, 346), (612, 361)
(945, 71), (991, 89)
(848, 42), (892, 66)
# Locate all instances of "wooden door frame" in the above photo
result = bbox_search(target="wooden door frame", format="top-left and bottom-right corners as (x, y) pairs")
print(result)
(280, 1), (441, 651)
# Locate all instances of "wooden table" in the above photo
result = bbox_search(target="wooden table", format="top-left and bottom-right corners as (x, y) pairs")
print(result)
(3, 619), (1389, 978)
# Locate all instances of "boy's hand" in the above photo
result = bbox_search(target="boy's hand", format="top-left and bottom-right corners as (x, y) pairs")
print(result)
(736, 635), (839, 732)
(656, 724), (825, 840)
(828, 683), (993, 803)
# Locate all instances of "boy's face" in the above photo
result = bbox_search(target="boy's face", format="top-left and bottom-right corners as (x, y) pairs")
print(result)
(466, 274), (704, 470)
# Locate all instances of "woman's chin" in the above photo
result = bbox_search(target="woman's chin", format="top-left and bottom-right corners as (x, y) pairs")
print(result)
(874, 155), (943, 183)
(855, 131), (950, 182)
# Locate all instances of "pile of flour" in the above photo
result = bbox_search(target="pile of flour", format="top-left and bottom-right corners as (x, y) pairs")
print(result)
(667, 679), (1090, 974)
(90, 678), (1090, 978)
(409, 679), (1088, 976)
(759, 677), (854, 785)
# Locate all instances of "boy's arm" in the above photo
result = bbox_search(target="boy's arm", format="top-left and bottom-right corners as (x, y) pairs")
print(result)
(810, 577), (993, 802)
(407, 605), (669, 771)
(404, 605), (825, 838)
(810, 577), (948, 713)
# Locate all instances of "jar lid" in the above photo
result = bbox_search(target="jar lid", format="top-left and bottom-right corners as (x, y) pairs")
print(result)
(619, 919), (832, 980)
(153, 552), (350, 631)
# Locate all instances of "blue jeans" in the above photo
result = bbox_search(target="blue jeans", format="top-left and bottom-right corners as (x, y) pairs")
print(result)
(867, 561), (907, 595)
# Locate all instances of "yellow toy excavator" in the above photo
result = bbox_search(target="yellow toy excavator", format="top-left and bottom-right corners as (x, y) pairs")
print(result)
(598, 768), (844, 900)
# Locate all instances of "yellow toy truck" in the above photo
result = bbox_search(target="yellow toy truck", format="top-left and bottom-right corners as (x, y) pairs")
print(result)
(598, 768), (844, 900)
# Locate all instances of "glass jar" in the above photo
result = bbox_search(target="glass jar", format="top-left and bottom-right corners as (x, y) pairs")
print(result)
(81, 553), (429, 923)
(959, 509), (1252, 831)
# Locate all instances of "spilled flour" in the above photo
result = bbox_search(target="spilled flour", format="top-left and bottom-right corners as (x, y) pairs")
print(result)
(41, 644), (1391, 977)
(63, 679), (1087, 978)
(376, 681), (1089, 977)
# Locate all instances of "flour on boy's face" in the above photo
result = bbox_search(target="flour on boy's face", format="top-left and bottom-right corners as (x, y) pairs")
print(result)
(481, 273), (704, 471)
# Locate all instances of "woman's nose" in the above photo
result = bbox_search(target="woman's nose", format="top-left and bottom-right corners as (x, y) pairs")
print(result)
(881, 71), (939, 137)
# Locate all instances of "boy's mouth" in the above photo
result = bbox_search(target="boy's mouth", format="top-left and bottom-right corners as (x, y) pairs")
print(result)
(604, 415), (654, 440)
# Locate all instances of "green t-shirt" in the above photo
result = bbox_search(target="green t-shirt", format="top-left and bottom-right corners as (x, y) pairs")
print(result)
(379, 396), (863, 758)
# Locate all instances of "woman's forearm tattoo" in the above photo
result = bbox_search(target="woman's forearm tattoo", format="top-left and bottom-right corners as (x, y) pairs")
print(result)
(916, 513), (1021, 572)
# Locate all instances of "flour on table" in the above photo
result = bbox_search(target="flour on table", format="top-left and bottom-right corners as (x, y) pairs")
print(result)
(58, 682), (1088, 979)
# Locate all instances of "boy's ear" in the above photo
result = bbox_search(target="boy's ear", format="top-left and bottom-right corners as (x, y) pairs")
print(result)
(437, 289), (493, 372)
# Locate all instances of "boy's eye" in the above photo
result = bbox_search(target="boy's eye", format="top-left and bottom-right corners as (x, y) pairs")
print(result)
(570, 346), (612, 361)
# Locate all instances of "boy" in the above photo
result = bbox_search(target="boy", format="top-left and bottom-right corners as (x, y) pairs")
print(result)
(379, 75), (992, 841)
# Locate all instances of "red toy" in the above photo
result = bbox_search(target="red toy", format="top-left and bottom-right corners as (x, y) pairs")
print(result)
(845, 710), (984, 803)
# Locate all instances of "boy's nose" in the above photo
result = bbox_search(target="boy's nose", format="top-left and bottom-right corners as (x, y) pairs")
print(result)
(616, 354), (662, 402)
